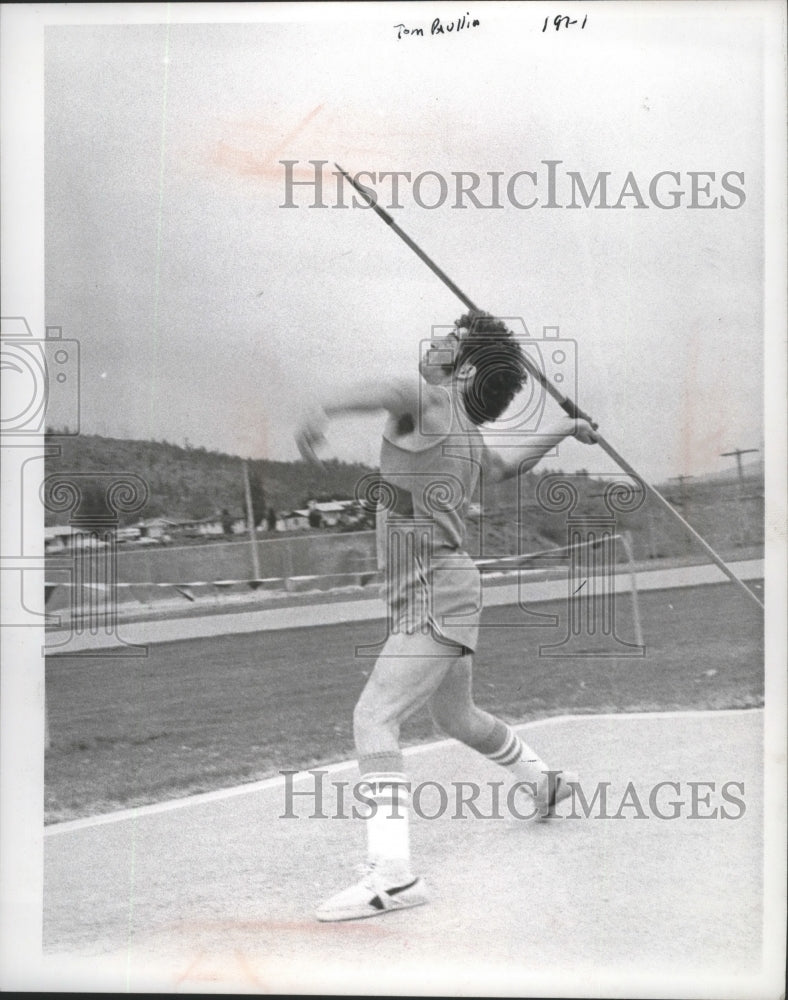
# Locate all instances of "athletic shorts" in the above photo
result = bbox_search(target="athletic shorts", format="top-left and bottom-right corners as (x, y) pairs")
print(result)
(379, 544), (482, 653)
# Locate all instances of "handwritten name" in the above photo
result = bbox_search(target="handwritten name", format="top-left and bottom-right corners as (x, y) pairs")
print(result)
(394, 14), (480, 40)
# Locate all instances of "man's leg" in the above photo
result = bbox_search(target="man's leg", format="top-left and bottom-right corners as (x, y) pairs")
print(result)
(429, 656), (577, 814)
(315, 629), (463, 922)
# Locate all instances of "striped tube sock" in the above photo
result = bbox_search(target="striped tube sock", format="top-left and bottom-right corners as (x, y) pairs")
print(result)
(358, 753), (412, 879)
(482, 721), (549, 787)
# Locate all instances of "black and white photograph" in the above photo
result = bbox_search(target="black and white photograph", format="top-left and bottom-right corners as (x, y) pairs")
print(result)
(1, 1), (785, 994)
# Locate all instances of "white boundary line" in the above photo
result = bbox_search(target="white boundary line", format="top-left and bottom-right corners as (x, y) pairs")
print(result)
(44, 706), (763, 837)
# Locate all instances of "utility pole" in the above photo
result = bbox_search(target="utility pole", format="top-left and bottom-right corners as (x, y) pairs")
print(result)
(669, 475), (694, 552)
(243, 459), (262, 579)
(720, 447), (758, 483)
(643, 498), (658, 559)
(720, 447), (760, 547)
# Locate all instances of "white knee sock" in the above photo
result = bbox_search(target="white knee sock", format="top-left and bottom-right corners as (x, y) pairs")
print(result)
(361, 772), (411, 873)
(358, 751), (413, 880)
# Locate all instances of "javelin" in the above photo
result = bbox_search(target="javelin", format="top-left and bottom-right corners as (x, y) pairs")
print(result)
(334, 163), (764, 612)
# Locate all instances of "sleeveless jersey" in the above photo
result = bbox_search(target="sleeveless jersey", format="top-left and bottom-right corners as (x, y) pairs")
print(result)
(374, 394), (485, 651)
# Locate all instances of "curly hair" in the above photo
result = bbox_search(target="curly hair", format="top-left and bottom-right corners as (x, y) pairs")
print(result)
(453, 311), (528, 425)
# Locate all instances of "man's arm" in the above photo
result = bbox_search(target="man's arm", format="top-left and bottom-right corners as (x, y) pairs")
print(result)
(295, 377), (424, 464)
(322, 378), (419, 419)
(482, 416), (599, 482)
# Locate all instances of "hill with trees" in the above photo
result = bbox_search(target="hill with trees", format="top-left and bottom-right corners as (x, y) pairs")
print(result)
(44, 433), (375, 526)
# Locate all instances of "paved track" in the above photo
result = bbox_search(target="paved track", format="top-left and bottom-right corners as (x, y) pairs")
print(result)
(42, 709), (764, 996)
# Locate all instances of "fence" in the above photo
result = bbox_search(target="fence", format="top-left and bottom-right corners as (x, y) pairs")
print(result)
(56, 530), (380, 585)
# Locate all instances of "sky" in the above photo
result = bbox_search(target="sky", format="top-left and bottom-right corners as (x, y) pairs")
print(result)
(41, 4), (768, 482)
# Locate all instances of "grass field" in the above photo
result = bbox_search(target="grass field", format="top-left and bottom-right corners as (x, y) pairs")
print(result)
(45, 581), (763, 824)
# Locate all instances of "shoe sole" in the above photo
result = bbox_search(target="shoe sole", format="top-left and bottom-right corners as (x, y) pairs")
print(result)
(315, 883), (429, 922)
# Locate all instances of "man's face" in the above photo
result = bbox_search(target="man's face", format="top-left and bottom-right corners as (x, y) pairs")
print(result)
(419, 329), (464, 384)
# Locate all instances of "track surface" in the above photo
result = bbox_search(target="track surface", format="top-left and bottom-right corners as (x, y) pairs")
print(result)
(43, 710), (764, 996)
(45, 577), (764, 822)
(41, 564), (770, 993)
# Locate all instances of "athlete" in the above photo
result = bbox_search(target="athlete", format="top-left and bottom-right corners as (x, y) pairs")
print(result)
(296, 313), (598, 921)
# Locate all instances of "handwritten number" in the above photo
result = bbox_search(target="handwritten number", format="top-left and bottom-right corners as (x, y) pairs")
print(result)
(542, 13), (588, 32)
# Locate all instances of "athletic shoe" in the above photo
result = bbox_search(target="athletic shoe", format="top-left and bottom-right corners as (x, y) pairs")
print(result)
(534, 769), (578, 818)
(315, 863), (429, 922)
